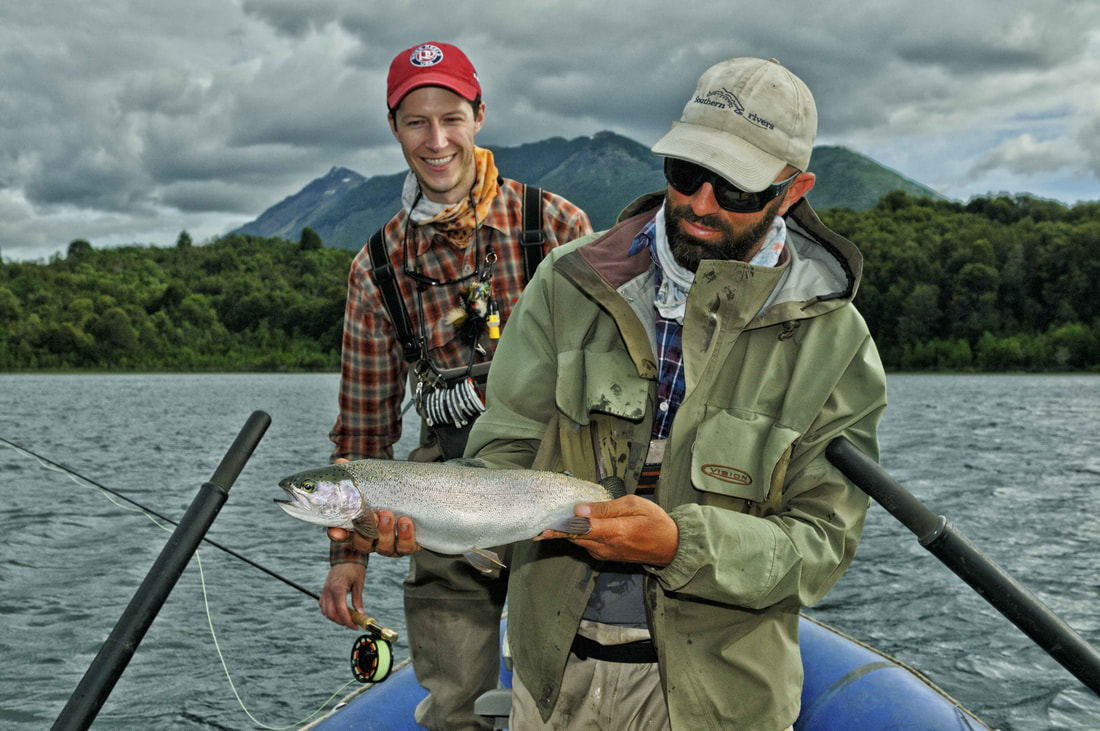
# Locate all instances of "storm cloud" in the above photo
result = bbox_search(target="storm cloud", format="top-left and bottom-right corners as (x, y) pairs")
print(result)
(2, 0), (1097, 260)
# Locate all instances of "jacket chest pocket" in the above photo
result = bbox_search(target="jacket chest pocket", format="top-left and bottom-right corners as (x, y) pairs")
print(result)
(555, 348), (649, 425)
(690, 405), (800, 504)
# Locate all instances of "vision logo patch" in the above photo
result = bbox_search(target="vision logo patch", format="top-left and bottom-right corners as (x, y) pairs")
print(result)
(701, 464), (753, 486)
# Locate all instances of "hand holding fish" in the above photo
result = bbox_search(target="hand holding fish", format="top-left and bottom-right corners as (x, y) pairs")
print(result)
(535, 495), (679, 567)
(327, 510), (421, 556)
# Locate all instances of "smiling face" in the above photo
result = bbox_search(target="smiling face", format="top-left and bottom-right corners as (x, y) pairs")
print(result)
(389, 85), (484, 205)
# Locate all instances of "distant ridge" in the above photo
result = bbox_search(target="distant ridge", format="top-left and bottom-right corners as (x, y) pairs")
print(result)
(806, 147), (940, 211)
(239, 166), (367, 242)
(234, 132), (941, 250)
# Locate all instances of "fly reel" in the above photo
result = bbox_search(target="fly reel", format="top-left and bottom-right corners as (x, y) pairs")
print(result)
(351, 634), (393, 683)
(347, 606), (398, 683)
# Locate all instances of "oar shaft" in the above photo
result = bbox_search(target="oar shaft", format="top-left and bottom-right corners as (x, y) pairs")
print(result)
(52, 411), (271, 731)
(826, 436), (1100, 697)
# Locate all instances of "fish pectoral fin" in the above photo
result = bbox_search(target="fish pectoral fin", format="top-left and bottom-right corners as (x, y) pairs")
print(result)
(463, 548), (506, 574)
(547, 516), (592, 536)
(352, 511), (379, 540)
(599, 476), (627, 499)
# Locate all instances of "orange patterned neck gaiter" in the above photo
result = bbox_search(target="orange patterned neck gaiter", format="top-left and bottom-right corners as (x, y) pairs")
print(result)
(419, 147), (500, 249)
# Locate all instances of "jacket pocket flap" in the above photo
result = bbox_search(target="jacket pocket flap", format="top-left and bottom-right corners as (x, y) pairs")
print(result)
(556, 349), (648, 425)
(691, 406), (799, 502)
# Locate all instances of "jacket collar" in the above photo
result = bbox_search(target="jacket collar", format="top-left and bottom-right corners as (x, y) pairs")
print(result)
(562, 191), (863, 329)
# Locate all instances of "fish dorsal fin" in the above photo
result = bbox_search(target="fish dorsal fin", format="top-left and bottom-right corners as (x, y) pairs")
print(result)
(600, 475), (627, 499)
(463, 547), (506, 574)
(446, 457), (489, 469)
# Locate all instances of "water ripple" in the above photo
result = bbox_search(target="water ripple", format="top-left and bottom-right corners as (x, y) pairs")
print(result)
(2, 373), (1099, 729)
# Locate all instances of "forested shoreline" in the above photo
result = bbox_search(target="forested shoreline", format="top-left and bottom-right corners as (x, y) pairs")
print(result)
(2, 192), (1099, 373)
(819, 192), (1100, 371)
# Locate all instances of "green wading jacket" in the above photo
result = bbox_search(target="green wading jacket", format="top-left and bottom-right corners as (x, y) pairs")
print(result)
(465, 192), (888, 731)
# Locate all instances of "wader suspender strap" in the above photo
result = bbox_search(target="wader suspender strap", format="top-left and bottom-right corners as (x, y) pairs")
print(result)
(366, 187), (543, 362)
(521, 185), (544, 283)
(367, 229), (421, 362)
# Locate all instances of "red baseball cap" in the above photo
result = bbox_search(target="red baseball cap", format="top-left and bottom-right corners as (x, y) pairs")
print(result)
(387, 42), (481, 110)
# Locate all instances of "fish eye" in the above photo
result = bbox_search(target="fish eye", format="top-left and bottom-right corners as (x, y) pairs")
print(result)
(301, 480), (316, 493)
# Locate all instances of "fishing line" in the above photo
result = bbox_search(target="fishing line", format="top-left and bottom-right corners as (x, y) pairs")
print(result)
(194, 549), (356, 730)
(0, 436), (356, 728)
(0, 436), (323, 602)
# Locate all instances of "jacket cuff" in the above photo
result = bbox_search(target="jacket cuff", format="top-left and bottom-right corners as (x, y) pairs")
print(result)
(647, 504), (705, 591)
(330, 538), (370, 567)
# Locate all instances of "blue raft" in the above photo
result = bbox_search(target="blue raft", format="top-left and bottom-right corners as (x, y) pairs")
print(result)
(305, 614), (989, 730)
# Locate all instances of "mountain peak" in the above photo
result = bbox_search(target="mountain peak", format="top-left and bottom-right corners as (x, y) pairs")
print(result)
(234, 134), (941, 249)
(323, 166), (365, 181)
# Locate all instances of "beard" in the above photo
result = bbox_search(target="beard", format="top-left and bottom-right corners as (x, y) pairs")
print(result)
(664, 196), (783, 272)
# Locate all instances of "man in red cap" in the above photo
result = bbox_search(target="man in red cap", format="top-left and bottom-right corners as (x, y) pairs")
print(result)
(321, 42), (591, 730)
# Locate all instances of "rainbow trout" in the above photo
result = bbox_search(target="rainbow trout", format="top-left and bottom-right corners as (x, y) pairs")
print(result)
(276, 458), (625, 572)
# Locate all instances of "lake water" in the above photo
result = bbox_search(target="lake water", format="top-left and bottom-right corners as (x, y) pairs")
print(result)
(1, 373), (1098, 729)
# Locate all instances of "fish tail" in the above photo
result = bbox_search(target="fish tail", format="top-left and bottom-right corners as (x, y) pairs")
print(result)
(548, 516), (591, 535)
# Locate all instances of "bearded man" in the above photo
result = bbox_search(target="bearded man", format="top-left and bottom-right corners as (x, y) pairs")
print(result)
(462, 56), (889, 730)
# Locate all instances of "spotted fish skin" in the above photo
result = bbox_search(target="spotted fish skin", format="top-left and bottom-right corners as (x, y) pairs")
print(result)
(275, 458), (622, 569)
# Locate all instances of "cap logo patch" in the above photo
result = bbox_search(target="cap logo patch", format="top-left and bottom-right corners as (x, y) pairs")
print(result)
(410, 44), (444, 67)
(693, 88), (775, 131)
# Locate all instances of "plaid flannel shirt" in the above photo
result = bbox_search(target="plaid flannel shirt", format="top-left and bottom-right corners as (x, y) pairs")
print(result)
(627, 219), (686, 441)
(329, 178), (590, 564)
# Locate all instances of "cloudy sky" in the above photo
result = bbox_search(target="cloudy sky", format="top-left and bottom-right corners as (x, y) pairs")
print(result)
(2, 0), (1098, 261)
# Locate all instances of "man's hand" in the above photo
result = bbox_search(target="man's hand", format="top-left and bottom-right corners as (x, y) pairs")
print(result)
(326, 510), (421, 556)
(320, 562), (365, 629)
(321, 511), (420, 629)
(535, 495), (679, 566)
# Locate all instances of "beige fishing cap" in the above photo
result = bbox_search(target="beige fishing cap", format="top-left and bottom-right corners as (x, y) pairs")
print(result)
(652, 57), (817, 193)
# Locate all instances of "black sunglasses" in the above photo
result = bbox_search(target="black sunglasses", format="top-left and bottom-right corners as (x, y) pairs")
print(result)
(663, 158), (798, 213)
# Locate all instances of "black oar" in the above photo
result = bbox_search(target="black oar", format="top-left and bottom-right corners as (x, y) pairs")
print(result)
(826, 436), (1100, 697)
(52, 410), (271, 731)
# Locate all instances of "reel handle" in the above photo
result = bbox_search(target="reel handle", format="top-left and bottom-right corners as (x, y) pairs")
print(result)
(348, 606), (399, 642)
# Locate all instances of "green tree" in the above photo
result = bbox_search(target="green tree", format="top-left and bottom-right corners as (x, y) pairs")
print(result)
(0, 287), (22, 324)
(178, 293), (219, 329)
(300, 227), (324, 251)
(67, 239), (93, 259)
(89, 307), (139, 361)
(896, 283), (941, 344)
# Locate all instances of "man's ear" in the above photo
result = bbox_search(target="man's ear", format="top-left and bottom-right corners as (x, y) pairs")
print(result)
(779, 172), (815, 216)
(473, 101), (485, 134)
